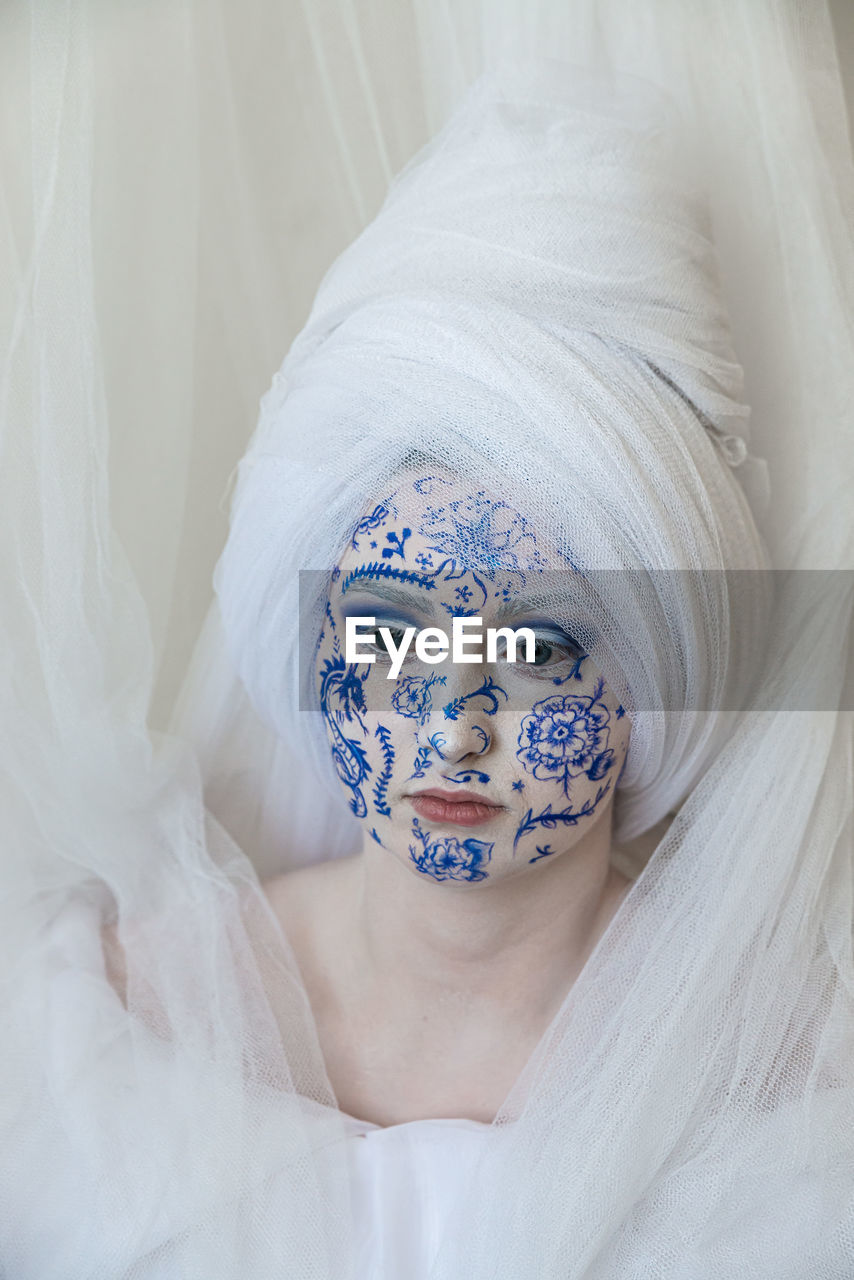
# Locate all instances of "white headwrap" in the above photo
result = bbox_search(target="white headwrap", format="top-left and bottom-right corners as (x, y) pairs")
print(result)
(216, 62), (771, 848)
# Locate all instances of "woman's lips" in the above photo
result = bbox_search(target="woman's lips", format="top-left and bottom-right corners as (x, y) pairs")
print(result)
(407, 788), (504, 828)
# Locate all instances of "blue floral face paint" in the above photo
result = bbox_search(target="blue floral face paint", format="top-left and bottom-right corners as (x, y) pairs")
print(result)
(315, 471), (631, 881)
(408, 818), (493, 883)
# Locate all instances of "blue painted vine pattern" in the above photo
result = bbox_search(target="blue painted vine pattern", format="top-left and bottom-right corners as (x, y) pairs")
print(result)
(441, 769), (491, 785)
(407, 745), (435, 781)
(513, 783), (613, 857)
(346, 476), (549, 612)
(372, 724), (395, 816)
(442, 675), (508, 722)
(341, 561), (441, 596)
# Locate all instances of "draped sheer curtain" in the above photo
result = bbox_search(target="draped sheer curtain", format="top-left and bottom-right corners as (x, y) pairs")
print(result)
(5, 0), (853, 736)
(3, 5), (854, 1279)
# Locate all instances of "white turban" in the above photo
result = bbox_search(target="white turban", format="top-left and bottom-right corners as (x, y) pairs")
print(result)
(216, 61), (770, 842)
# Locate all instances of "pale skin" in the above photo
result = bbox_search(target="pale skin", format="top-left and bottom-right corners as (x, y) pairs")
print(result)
(265, 807), (628, 1127)
(264, 473), (632, 1127)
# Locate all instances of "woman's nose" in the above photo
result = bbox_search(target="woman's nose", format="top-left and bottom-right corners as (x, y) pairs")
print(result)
(416, 668), (498, 763)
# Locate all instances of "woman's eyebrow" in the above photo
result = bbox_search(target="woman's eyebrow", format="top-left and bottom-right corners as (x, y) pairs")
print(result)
(494, 594), (564, 623)
(338, 580), (435, 614)
(340, 580), (574, 625)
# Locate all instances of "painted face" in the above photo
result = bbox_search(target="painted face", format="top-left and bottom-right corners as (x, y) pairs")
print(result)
(314, 472), (631, 885)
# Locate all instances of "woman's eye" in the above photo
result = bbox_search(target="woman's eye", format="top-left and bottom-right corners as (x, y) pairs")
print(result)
(507, 630), (586, 670)
(529, 636), (582, 667)
(377, 626), (407, 657)
(532, 637), (562, 666)
(365, 624), (417, 662)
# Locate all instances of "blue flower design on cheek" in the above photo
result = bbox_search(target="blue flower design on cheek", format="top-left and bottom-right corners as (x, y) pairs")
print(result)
(408, 818), (493, 883)
(516, 678), (614, 799)
(391, 674), (444, 724)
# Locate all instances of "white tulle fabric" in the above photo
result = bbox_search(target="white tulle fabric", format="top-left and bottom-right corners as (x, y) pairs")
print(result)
(2, 2), (854, 1278)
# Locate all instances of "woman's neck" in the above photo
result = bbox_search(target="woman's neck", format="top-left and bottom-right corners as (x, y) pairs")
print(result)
(265, 805), (630, 1125)
(352, 808), (628, 1018)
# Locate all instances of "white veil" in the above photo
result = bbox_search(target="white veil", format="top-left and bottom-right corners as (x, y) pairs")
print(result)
(2, 2), (853, 1277)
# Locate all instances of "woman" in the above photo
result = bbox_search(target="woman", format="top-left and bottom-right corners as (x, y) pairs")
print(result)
(267, 464), (637, 1128)
(2, 4), (853, 1278)
(206, 56), (849, 1274)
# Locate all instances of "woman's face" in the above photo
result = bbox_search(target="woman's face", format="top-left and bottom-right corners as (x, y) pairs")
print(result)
(314, 472), (630, 885)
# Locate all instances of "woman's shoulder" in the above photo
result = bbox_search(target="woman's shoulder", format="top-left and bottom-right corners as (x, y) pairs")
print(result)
(262, 854), (356, 906)
(262, 854), (361, 945)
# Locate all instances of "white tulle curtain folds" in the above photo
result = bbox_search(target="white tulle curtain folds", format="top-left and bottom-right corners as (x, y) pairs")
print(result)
(2, 1), (854, 1278)
(1, 8), (353, 1272)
